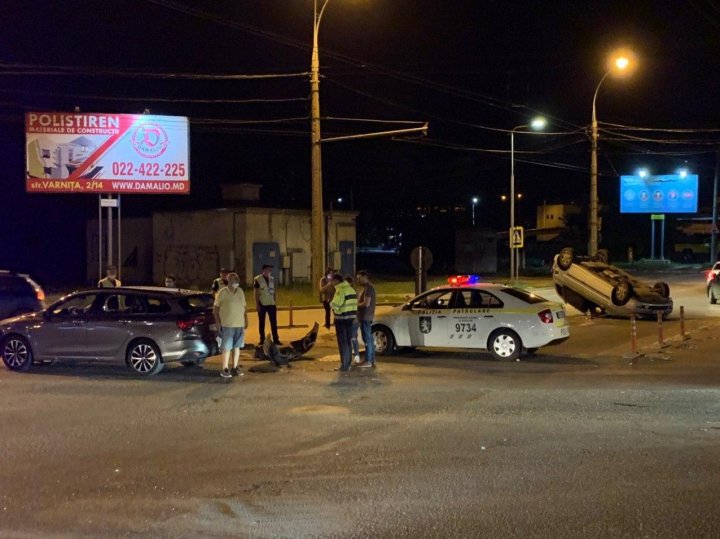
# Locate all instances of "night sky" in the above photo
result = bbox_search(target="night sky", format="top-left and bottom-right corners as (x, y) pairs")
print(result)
(3, 1), (720, 284)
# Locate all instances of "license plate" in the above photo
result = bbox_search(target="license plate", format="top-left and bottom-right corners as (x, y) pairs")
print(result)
(560, 326), (569, 337)
(556, 311), (566, 319)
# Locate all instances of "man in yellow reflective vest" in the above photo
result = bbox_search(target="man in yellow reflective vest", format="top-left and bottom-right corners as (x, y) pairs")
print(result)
(254, 264), (281, 345)
(330, 273), (358, 372)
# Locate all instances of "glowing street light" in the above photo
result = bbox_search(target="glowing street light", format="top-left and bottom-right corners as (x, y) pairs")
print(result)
(471, 196), (479, 227)
(510, 116), (546, 281)
(589, 48), (637, 255)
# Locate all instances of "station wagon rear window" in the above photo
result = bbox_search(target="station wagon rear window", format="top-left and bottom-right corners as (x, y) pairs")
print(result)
(180, 294), (214, 313)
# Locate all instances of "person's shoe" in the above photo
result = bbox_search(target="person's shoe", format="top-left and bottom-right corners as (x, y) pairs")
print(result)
(274, 340), (283, 345)
(220, 369), (232, 378)
(334, 366), (351, 372)
(230, 367), (240, 377)
(353, 354), (361, 364)
(358, 361), (373, 368)
(324, 324), (331, 330)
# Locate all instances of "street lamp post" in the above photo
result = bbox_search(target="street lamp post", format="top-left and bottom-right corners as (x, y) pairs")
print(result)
(589, 51), (634, 256)
(510, 117), (546, 282)
(310, 0), (330, 289)
(471, 197), (478, 227)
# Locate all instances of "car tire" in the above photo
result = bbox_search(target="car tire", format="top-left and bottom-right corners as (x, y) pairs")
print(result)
(709, 287), (717, 305)
(488, 329), (522, 361)
(653, 281), (670, 298)
(126, 339), (164, 376)
(372, 326), (395, 356)
(1, 335), (33, 372)
(611, 280), (633, 306)
(594, 249), (610, 264)
(557, 247), (575, 271)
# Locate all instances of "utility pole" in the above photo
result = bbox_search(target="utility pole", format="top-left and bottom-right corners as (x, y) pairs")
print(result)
(712, 149), (720, 264)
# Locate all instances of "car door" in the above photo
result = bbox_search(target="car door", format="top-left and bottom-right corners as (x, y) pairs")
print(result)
(29, 293), (98, 359)
(406, 289), (453, 347)
(446, 289), (504, 348)
(86, 292), (146, 361)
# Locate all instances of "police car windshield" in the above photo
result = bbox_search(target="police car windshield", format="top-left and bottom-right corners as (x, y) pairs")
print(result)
(501, 288), (547, 304)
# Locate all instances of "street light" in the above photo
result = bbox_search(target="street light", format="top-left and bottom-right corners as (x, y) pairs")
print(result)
(310, 0), (331, 289)
(471, 196), (479, 227)
(589, 48), (636, 256)
(510, 116), (546, 281)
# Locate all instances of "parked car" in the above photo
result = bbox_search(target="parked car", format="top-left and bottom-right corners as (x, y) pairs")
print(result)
(371, 276), (569, 361)
(0, 287), (217, 375)
(0, 270), (46, 320)
(552, 247), (673, 318)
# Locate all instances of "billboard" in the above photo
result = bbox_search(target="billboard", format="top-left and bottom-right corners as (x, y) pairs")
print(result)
(620, 173), (698, 214)
(25, 112), (189, 194)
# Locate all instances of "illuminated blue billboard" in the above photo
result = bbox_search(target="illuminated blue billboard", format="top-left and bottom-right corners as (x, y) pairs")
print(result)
(620, 174), (698, 214)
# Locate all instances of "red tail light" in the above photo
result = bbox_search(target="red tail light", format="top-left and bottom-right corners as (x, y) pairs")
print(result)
(538, 309), (554, 324)
(36, 288), (46, 302)
(177, 318), (202, 331)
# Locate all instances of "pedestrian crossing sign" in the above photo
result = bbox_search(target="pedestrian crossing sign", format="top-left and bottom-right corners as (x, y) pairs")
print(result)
(510, 226), (524, 248)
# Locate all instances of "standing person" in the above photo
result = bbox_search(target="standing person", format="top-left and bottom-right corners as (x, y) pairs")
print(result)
(164, 274), (177, 288)
(345, 276), (361, 364)
(211, 268), (229, 297)
(98, 265), (121, 288)
(356, 270), (377, 368)
(213, 272), (248, 379)
(318, 267), (336, 329)
(254, 264), (281, 345)
(330, 274), (358, 372)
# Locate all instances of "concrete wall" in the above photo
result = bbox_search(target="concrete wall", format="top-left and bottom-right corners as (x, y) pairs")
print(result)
(153, 210), (232, 290)
(455, 228), (498, 274)
(536, 203), (581, 242)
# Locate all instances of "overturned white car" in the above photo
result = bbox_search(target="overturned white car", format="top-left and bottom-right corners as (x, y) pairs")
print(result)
(552, 247), (672, 318)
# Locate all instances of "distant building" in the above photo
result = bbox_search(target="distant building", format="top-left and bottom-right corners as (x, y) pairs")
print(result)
(536, 203), (581, 242)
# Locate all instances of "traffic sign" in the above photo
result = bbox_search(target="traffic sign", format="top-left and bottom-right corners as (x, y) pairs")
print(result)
(510, 226), (524, 248)
(650, 214), (665, 221)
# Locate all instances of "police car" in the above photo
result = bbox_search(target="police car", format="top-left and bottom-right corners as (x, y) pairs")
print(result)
(371, 276), (569, 361)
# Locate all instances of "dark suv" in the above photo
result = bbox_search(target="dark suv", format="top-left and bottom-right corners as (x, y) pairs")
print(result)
(0, 271), (46, 320)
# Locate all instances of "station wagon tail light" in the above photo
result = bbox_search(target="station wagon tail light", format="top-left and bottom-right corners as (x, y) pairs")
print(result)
(538, 309), (554, 324)
(36, 288), (45, 302)
(448, 275), (480, 286)
(177, 317), (202, 331)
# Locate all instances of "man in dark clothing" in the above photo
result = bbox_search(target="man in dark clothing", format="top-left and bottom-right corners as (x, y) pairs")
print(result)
(356, 270), (377, 368)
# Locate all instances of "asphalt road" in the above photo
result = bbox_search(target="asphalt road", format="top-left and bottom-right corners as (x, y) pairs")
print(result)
(1, 271), (720, 538)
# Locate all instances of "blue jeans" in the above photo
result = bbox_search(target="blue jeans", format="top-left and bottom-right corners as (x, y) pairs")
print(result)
(334, 318), (354, 371)
(360, 320), (375, 364)
(350, 319), (359, 357)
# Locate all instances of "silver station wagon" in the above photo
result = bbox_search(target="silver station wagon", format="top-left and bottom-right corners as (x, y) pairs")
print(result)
(0, 287), (217, 375)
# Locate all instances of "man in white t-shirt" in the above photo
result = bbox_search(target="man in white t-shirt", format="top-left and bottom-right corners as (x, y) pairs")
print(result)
(213, 272), (248, 379)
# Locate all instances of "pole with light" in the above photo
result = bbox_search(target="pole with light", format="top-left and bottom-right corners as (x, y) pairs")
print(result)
(471, 197), (479, 227)
(510, 116), (546, 282)
(310, 0), (330, 289)
(589, 49), (635, 256)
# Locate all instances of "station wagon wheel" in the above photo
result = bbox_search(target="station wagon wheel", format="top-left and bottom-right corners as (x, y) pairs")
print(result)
(488, 329), (522, 361)
(653, 281), (670, 298)
(1, 335), (33, 372)
(611, 279), (633, 306)
(127, 339), (164, 376)
(557, 248), (575, 271)
(372, 326), (395, 356)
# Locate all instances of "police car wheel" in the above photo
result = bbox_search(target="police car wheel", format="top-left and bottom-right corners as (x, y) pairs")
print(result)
(372, 326), (395, 356)
(488, 329), (522, 361)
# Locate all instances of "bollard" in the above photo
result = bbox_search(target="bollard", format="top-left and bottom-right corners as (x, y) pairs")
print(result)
(288, 301), (295, 328)
(680, 305), (687, 340)
(657, 311), (664, 347)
